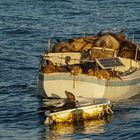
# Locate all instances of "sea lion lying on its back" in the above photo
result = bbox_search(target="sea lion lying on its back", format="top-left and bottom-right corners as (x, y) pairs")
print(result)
(42, 91), (76, 113)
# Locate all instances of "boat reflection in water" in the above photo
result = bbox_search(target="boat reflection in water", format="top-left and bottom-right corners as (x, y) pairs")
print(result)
(44, 116), (112, 139)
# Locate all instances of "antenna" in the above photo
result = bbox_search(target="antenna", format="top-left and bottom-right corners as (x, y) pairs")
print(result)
(132, 34), (135, 42)
(48, 38), (51, 52)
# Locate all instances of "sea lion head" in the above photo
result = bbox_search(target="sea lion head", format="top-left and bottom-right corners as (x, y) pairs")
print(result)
(65, 90), (76, 102)
(64, 91), (76, 109)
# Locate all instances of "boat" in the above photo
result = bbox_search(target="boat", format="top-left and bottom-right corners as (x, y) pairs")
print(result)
(44, 94), (113, 124)
(36, 30), (140, 101)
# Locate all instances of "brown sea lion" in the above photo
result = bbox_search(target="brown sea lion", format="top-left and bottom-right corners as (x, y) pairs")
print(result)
(113, 33), (126, 44)
(95, 35), (120, 50)
(118, 49), (135, 59)
(82, 36), (99, 43)
(69, 38), (87, 52)
(87, 69), (95, 76)
(42, 65), (56, 73)
(81, 42), (94, 52)
(41, 91), (76, 113)
(64, 90), (76, 108)
(71, 65), (82, 75)
(52, 42), (73, 52)
(94, 70), (112, 80)
(42, 60), (56, 73)
(55, 66), (67, 72)
(42, 64), (67, 73)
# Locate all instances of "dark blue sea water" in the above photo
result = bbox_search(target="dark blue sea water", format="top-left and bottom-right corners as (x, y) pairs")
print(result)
(0, 0), (140, 139)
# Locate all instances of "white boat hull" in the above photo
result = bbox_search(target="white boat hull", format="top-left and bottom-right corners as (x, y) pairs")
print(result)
(37, 69), (140, 101)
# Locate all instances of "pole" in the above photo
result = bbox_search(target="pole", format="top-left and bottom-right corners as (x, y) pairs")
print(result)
(135, 44), (138, 61)
(48, 38), (51, 52)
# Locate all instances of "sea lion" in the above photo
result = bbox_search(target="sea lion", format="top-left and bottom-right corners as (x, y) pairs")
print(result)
(41, 91), (76, 113)
(113, 33), (126, 44)
(64, 90), (76, 108)
(42, 65), (56, 73)
(52, 42), (73, 52)
(87, 69), (95, 76)
(55, 65), (67, 72)
(42, 64), (67, 73)
(69, 36), (98, 52)
(81, 42), (94, 52)
(69, 39), (87, 52)
(42, 60), (56, 73)
(118, 49), (135, 59)
(71, 65), (82, 75)
(42, 59), (67, 73)
(95, 35), (120, 50)
(82, 36), (99, 43)
(94, 70), (112, 80)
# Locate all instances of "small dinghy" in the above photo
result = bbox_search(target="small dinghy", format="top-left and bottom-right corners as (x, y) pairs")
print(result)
(44, 91), (113, 125)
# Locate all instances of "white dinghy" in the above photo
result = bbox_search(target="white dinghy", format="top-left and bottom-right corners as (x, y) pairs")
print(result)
(44, 91), (113, 124)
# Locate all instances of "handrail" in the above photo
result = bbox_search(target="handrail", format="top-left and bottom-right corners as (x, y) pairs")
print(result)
(43, 54), (96, 63)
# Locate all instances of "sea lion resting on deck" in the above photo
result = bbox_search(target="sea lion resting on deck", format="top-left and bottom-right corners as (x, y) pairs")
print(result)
(52, 36), (97, 52)
(42, 60), (56, 73)
(71, 65), (82, 75)
(95, 35), (120, 50)
(118, 49), (135, 59)
(69, 36), (98, 52)
(42, 60), (67, 73)
(52, 42), (73, 52)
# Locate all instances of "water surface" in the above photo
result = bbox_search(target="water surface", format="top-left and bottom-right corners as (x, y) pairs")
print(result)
(0, 0), (140, 139)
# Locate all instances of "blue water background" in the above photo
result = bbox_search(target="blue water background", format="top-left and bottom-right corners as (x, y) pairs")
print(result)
(0, 0), (140, 139)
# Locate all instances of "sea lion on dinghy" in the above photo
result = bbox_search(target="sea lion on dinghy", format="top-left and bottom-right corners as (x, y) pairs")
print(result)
(41, 91), (76, 113)
(64, 90), (77, 108)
